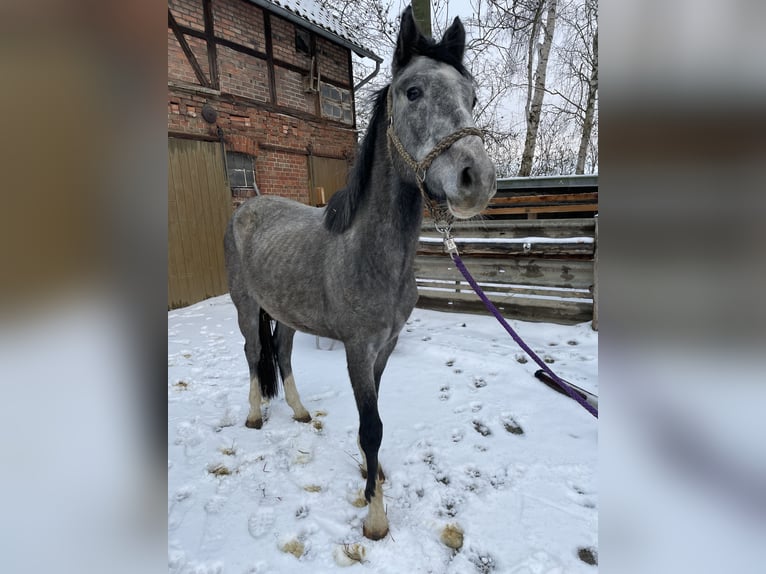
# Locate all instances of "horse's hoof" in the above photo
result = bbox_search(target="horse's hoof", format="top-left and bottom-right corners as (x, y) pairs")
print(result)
(294, 413), (312, 423)
(245, 418), (263, 429)
(363, 523), (389, 541)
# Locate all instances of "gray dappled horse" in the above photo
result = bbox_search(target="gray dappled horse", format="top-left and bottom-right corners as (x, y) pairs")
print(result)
(224, 6), (496, 540)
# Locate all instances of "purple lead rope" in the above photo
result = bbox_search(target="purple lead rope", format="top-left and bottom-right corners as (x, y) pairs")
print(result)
(450, 251), (598, 419)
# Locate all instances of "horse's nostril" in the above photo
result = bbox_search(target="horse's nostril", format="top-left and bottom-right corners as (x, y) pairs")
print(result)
(460, 166), (474, 188)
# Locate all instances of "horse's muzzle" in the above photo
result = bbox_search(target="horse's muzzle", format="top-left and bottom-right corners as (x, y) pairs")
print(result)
(440, 139), (497, 218)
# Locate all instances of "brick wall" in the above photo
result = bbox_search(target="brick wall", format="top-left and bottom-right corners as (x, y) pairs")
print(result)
(218, 45), (270, 102)
(317, 36), (350, 86)
(213, 0), (266, 53)
(257, 150), (309, 203)
(270, 14), (312, 70)
(168, 0), (359, 207)
(168, 0), (205, 32)
(275, 67), (315, 113)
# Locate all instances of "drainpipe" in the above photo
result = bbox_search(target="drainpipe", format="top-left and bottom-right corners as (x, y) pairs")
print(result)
(354, 58), (380, 92)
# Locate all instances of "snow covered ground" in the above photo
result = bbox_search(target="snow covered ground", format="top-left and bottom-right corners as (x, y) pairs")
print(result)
(168, 295), (598, 573)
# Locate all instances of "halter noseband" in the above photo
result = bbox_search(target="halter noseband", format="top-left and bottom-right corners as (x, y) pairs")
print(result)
(385, 88), (484, 230)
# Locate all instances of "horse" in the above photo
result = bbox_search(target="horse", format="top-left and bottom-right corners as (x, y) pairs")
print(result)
(223, 6), (496, 540)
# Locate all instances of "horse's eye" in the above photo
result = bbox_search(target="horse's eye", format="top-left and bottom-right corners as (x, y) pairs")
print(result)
(406, 87), (422, 101)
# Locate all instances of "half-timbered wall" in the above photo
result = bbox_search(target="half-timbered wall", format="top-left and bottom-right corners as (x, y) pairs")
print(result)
(168, 0), (363, 307)
(168, 0), (357, 207)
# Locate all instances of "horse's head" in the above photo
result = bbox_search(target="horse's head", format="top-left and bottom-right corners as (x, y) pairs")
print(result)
(388, 6), (496, 219)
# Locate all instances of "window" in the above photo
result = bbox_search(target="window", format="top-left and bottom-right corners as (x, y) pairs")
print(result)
(295, 27), (312, 56)
(226, 152), (258, 195)
(320, 81), (353, 125)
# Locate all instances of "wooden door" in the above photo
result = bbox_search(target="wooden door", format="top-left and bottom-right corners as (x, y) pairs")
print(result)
(168, 138), (231, 309)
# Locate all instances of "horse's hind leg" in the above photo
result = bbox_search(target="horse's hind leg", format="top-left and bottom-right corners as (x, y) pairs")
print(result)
(233, 297), (266, 429)
(274, 323), (311, 423)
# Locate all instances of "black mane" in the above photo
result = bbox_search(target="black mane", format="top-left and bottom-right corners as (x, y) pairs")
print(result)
(323, 8), (469, 234)
(323, 86), (389, 234)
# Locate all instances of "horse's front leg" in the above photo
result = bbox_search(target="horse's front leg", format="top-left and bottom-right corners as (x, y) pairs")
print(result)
(358, 336), (398, 481)
(346, 343), (388, 540)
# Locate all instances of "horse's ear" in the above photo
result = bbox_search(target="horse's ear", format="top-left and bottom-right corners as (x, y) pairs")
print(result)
(441, 16), (466, 64)
(393, 6), (420, 74)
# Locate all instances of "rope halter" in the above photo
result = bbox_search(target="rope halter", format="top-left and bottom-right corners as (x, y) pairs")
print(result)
(385, 87), (484, 232)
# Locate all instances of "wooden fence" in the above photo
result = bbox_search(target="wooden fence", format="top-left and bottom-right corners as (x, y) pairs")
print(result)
(415, 175), (598, 325)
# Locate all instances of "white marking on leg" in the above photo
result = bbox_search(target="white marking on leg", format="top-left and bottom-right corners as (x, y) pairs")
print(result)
(363, 479), (389, 540)
(358, 435), (385, 480)
(246, 375), (263, 428)
(284, 374), (311, 422)
(357, 435), (368, 476)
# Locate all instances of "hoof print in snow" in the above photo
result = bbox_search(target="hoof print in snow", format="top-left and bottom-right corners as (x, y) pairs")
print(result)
(501, 416), (524, 435)
(248, 508), (275, 538)
(334, 543), (367, 566)
(446, 359), (455, 367)
(472, 420), (492, 436)
(470, 550), (496, 573)
(441, 497), (459, 517)
(303, 484), (322, 493)
(472, 377), (487, 389)
(451, 428), (464, 443)
(577, 547), (597, 565)
(280, 539), (305, 559)
(515, 354), (528, 364)
(567, 339), (579, 346)
(543, 355), (555, 364)
(439, 385), (451, 401)
(295, 505), (310, 519)
(440, 523), (464, 551)
(312, 419), (324, 431)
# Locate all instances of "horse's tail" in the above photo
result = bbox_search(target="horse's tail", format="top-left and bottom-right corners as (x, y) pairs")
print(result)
(257, 309), (281, 399)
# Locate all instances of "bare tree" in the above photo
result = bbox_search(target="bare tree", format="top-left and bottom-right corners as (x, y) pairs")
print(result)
(546, 0), (598, 174)
(316, 0), (597, 177)
(576, 15), (597, 173)
(518, 0), (558, 176)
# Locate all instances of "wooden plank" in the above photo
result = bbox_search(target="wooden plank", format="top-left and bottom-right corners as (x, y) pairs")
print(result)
(421, 218), (596, 239)
(416, 292), (593, 324)
(168, 141), (194, 308)
(186, 140), (218, 300)
(199, 139), (230, 297)
(414, 255), (593, 289)
(417, 240), (594, 258)
(167, 138), (231, 309)
(196, 141), (229, 297)
(417, 280), (592, 300)
(592, 214), (599, 331)
(485, 204), (599, 216)
(179, 141), (216, 302)
(496, 174), (598, 191)
(488, 192), (598, 206)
